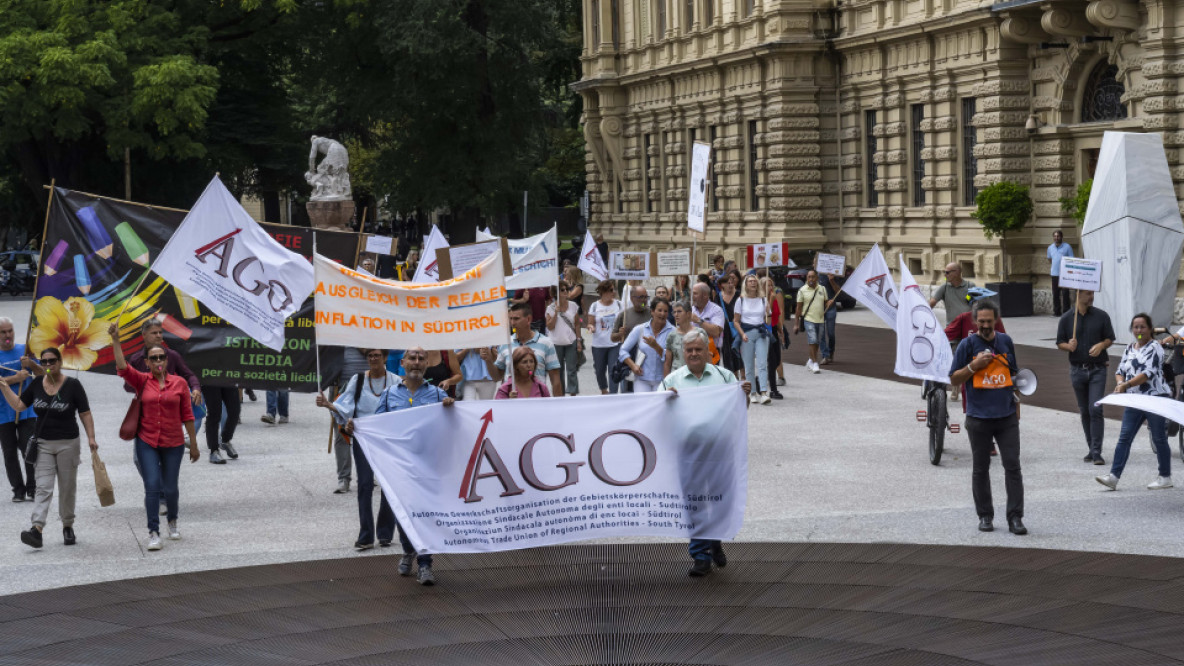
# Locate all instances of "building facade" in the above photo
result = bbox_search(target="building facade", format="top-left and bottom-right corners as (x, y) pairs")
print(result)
(574, 0), (1181, 312)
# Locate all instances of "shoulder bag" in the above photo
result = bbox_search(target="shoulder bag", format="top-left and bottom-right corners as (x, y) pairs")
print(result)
(24, 382), (63, 466)
(795, 289), (820, 335)
(557, 308), (586, 368)
(119, 383), (142, 441)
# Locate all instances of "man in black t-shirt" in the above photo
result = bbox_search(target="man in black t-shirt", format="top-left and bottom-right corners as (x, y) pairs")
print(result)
(1054, 290), (1115, 465)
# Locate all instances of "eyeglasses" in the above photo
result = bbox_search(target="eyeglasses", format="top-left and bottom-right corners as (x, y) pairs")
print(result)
(943, 270), (956, 274)
(560, 287), (569, 291)
(40, 358), (59, 365)
(147, 355), (168, 361)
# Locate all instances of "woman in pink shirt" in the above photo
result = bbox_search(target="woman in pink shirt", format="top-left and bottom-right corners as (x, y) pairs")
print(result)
(109, 323), (198, 552)
(496, 347), (552, 399)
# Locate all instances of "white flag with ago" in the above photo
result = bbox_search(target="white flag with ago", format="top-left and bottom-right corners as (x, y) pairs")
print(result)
(894, 256), (953, 383)
(413, 225), (449, 283)
(151, 176), (312, 352)
(577, 230), (608, 282)
(840, 243), (898, 327)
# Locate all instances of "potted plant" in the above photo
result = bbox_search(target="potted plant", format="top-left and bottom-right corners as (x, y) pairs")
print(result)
(972, 181), (1035, 317)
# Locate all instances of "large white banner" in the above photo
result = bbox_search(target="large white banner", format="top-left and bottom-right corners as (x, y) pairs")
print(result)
(840, 243), (898, 327)
(152, 177), (313, 352)
(475, 226), (558, 289)
(314, 250), (510, 349)
(1097, 393), (1184, 424)
(352, 384), (749, 554)
(413, 225), (449, 283)
(894, 256), (953, 383)
(687, 142), (711, 233)
(577, 230), (609, 282)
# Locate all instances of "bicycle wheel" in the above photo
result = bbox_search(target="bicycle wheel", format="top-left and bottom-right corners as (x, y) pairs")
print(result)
(1178, 425), (1184, 463)
(928, 387), (947, 465)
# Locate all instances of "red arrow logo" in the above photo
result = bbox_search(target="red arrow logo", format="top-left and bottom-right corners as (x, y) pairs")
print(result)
(458, 409), (494, 499)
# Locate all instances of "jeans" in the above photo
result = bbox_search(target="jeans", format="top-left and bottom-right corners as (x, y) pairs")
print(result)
(134, 438), (184, 533)
(1052, 276), (1072, 316)
(30, 437), (79, 529)
(0, 418), (35, 496)
(592, 345), (621, 393)
(352, 440), (395, 545)
(740, 331), (769, 393)
(965, 414), (1023, 520)
(1070, 365), (1108, 457)
(820, 308), (837, 359)
(555, 343), (579, 395)
(201, 386), (240, 452)
(1110, 407), (1171, 479)
(689, 538), (721, 562)
(265, 390), (289, 418)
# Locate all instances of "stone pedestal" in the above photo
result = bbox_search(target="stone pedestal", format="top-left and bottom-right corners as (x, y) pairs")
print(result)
(306, 200), (355, 232)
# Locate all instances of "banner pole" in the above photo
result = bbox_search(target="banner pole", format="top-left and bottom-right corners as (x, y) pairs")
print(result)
(113, 269), (154, 326)
(313, 231), (322, 389)
(25, 179), (56, 347)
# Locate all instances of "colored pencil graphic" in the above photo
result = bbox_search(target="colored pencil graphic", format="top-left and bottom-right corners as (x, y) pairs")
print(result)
(75, 207), (114, 259)
(157, 314), (192, 340)
(114, 222), (149, 266)
(44, 240), (68, 276)
(173, 287), (200, 319)
(73, 255), (91, 295)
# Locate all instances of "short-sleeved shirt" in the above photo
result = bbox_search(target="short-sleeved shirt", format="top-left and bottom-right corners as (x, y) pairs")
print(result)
(613, 306), (651, 338)
(1047, 242), (1075, 276)
(619, 320), (675, 382)
(117, 366), (195, 448)
(950, 332), (1018, 419)
(333, 371), (402, 424)
(692, 301), (727, 349)
(124, 346), (200, 394)
(664, 326), (701, 372)
(374, 381), (450, 414)
(1117, 341), (1170, 396)
(0, 345), (35, 424)
(796, 284), (827, 324)
(20, 376), (90, 440)
(933, 280), (976, 322)
(1055, 307), (1115, 366)
(661, 363), (738, 390)
(515, 288), (550, 323)
(458, 349), (493, 381)
(495, 331), (560, 381)
(588, 299), (624, 348)
(546, 301), (579, 346)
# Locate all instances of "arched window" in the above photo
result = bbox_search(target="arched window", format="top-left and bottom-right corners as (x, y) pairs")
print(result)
(1080, 61), (1128, 123)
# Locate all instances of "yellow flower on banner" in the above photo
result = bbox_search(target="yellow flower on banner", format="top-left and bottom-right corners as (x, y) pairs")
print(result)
(29, 297), (112, 370)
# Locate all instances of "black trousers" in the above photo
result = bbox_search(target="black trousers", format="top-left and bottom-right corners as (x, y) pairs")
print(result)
(1052, 276), (1072, 316)
(767, 333), (782, 389)
(201, 386), (240, 452)
(965, 413), (1023, 520)
(0, 418), (35, 495)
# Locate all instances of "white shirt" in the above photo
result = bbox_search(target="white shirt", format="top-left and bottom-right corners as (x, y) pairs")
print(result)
(588, 299), (624, 348)
(546, 301), (579, 346)
(736, 296), (767, 326)
(692, 300), (726, 348)
(331, 371), (401, 423)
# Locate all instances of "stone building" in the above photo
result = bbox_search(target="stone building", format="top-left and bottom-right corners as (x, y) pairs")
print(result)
(574, 0), (1177, 312)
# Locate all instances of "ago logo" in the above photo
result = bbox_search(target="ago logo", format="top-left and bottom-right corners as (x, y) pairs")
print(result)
(194, 229), (294, 313)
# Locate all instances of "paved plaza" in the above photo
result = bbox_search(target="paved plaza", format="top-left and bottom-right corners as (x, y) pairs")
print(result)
(0, 298), (1178, 600)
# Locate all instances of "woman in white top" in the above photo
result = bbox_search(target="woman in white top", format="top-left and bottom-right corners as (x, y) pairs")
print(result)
(546, 280), (581, 396)
(734, 274), (772, 404)
(586, 280), (624, 394)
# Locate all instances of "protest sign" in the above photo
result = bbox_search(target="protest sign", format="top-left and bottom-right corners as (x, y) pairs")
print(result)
(656, 249), (692, 276)
(413, 225), (448, 283)
(609, 251), (652, 280)
(687, 142), (711, 233)
(1060, 257), (1103, 291)
(436, 238), (512, 280)
(474, 226), (558, 289)
(352, 384), (748, 554)
(577, 231), (609, 281)
(314, 250), (510, 349)
(35, 186), (356, 390)
(815, 252), (846, 276)
(746, 242), (788, 269)
(364, 235), (397, 256)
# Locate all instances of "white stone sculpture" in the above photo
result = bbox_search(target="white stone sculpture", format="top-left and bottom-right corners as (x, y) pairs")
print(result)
(305, 135), (351, 201)
(1082, 131), (1184, 343)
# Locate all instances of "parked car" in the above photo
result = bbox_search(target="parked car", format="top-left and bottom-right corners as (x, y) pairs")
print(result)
(767, 250), (855, 309)
(0, 250), (38, 272)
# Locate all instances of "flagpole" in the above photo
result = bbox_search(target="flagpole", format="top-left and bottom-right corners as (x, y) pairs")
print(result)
(313, 230), (322, 390)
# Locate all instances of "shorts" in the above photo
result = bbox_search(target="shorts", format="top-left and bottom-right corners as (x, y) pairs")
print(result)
(803, 321), (823, 346)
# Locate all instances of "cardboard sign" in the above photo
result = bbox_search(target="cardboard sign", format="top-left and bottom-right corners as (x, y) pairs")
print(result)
(1059, 256), (1103, 291)
(815, 252), (846, 276)
(656, 249), (692, 276)
(746, 242), (788, 269)
(436, 238), (513, 280)
(609, 251), (653, 280)
(364, 234), (398, 256)
(687, 142), (711, 233)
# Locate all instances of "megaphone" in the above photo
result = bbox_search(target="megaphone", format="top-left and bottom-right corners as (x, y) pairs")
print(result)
(1014, 368), (1038, 396)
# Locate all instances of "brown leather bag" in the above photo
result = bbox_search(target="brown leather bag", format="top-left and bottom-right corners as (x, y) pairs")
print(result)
(119, 394), (140, 441)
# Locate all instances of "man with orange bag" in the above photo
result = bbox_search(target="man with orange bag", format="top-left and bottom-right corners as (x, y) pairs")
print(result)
(949, 300), (1026, 536)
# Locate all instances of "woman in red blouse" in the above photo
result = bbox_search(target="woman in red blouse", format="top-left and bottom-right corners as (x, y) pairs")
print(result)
(109, 323), (198, 552)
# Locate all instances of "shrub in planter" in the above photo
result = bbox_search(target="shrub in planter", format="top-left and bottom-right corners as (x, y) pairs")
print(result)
(1059, 179), (1092, 227)
(972, 181), (1033, 282)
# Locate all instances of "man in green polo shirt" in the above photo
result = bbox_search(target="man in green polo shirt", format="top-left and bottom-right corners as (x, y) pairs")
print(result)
(661, 328), (751, 578)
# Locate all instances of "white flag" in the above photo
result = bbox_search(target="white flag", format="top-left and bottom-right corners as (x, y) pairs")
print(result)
(413, 225), (449, 283)
(577, 230), (608, 282)
(1097, 393), (1184, 425)
(151, 177), (312, 352)
(894, 256), (953, 383)
(352, 384), (748, 554)
(687, 142), (710, 233)
(475, 225), (559, 289)
(840, 243), (898, 327)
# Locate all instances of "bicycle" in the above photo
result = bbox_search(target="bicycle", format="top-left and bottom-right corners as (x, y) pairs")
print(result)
(918, 379), (960, 465)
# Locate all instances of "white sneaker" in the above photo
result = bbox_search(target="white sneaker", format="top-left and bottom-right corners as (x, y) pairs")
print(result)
(805, 359), (813, 370)
(1148, 476), (1174, 490)
(749, 392), (760, 404)
(1096, 473), (1119, 490)
(147, 532), (163, 550)
(760, 392), (771, 405)
(167, 521), (181, 540)
(811, 361), (821, 375)
(278, 416), (289, 424)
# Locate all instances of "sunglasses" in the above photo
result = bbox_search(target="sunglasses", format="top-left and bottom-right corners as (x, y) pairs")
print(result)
(943, 270), (956, 274)
(147, 354), (168, 361)
(40, 358), (59, 365)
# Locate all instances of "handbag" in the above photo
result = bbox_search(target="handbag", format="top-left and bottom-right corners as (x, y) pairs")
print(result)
(795, 288), (820, 334)
(557, 309), (586, 368)
(119, 392), (141, 441)
(24, 387), (61, 467)
(92, 449), (115, 507)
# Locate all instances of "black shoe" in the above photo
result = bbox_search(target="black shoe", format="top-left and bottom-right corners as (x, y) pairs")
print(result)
(978, 517), (993, 532)
(11, 490), (23, 503)
(63, 526), (75, 545)
(768, 391), (784, 400)
(245, 389), (257, 401)
(208, 450), (226, 465)
(1008, 517), (1027, 535)
(20, 528), (42, 549)
(1084, 454), (1095, 463)
(1093, 455), (1106, 465)
(710, 543), (728, 568)
(354, 540), (374, 551)
(688, 559), (712, 577)
(221, 440), (238, 459)
(379, 539), (392, 547)
(25, 488), (33, 501)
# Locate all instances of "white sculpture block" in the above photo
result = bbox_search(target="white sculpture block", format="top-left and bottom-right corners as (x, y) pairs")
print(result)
(1082, 131), (1184, 342)
(305, 135), (351, 202)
